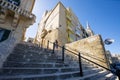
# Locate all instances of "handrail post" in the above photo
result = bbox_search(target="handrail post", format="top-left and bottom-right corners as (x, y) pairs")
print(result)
(52, 42), (55, 54)
(47, 40), (49, 49)
(79, 52), (83, 77)
(41, 39), (43, 49)
(116, 69), (120, 80)
(118, 75), (120, 80)
(62, 46), (65, 62)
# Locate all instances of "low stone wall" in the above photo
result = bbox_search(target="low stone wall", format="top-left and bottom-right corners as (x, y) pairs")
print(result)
(65, 35), (109, 68)
(0, 37), (16, 68)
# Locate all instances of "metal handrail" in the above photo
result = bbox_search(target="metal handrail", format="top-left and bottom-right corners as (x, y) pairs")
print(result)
(67, 49), (106, 63)
(65, 46), (106, 63)
(43, 40), (120, 79)
(49, 40), (106, 63)
(48, 40), (107, 64)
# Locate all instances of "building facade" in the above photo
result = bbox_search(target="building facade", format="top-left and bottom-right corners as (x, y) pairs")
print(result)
(112, 54), (120, 63)
(0, 0), (36, 67)
(34, 2), (94, 47)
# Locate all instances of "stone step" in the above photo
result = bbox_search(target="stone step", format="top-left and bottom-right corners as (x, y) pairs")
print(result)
(110, 76), (118, 80)
(3, 61), (94, 69)
(98, 73), (118, 80)
(11, 50), (53, 56)
(89, 71), (111, 80)
(83, 68), (103, 75)
(5, 58), (63, 63)
(7, 51), (57, 60)
(96, 73), (113, 80)
(13, 47), (42, 53)
(0, 67), (102, 76)
(9, 52), (57, 58)
(7, 54), (58, 61)
(15, 43), (40, 49)
(0, 68), (103, 80)
(1, 42), (115, 80)
(13, 45), (50, 54)
(4, 61), (64, 64)
(3, 62), (69, 68)
(4, 61), (62, 64)
(0, 67), (79, 75)
(14, 46), (42, 50)
(65, 70), (109, 80)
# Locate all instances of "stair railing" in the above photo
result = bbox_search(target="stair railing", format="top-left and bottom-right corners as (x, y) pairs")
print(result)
(44, 40), (120, 79)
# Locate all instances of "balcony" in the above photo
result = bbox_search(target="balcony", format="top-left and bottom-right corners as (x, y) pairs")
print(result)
(75, 31), (80, 36)
(66, 15), (71, 21)
(0, 0), (35, 19)
(6, 0), (20, 6)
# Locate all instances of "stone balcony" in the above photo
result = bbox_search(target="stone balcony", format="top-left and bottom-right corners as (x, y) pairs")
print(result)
(0, 0), (36, 27)
(0, 0), (35, 19)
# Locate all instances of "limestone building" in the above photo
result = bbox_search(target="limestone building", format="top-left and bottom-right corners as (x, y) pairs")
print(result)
(112, 54), (120, 63)
(0, 0), (36, 67)
(34, 2), (94, 47)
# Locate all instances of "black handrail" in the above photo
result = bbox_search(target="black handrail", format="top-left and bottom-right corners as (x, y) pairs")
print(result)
(79, 53), (83, 76)
(42, 40), (120, 79)
(49, 41), (63, 48)
(48, 40), (83, 76)
(64, 47), (106, 64)
(62, 46), (65, 62)
(47, 40), (108, 66)
(49, 41), (106, 63)
(82, 53), (106, 63)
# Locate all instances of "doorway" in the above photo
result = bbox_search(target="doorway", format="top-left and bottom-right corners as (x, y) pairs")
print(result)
(0, 28), (11, 42)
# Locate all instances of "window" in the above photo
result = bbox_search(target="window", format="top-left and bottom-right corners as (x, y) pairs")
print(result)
(7, 0), (21, 6)
(0, 28), (11, 42)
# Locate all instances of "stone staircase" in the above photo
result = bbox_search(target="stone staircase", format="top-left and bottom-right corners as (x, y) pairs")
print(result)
(0, 42), (117, 80)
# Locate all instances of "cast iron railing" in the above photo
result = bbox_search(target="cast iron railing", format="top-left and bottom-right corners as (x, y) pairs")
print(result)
(41, 40), (120, 79)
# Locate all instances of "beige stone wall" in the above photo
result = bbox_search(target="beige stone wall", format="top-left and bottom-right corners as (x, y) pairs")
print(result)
(0, 0), (36, 68)
(35, 2), (90, 49)
(21, 0), (35, 12)
(42, 29), (58, 49)
(35, 2), (68, 47)
(35, 2), (82, 46)
(35, 2), (60, 44)
(65, 35), (109, 68)
(45, 4), (60, 30)
(58, 3), (67, 46)
(0, 16), (34, 67)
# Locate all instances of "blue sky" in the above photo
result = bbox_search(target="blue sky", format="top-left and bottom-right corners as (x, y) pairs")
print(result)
(26, 0), (120, 54)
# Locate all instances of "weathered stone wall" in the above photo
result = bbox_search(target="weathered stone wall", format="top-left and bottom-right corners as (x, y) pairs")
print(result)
(0, 0), (35, 68)
(42, 29), (58, 49)
(65, 35), (109, 68)
(35, 2), (84, 47)
(0, 19), (32, 68)
(21, 0), (35, 12)
(0, 36), (16, 68)
(36, 2), (68, 47)
(58, 3), (67, 46)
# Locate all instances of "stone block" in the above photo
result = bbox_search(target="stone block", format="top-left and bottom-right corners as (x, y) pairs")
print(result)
(65, 35), (108, 68)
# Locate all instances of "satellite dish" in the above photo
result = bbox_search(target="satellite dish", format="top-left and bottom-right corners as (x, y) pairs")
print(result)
(104, 38), (114, 45)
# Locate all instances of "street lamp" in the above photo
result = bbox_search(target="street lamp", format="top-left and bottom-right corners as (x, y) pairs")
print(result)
(104, 38), (114, 45)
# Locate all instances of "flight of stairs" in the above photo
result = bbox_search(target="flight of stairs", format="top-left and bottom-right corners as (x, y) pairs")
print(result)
(0, 42), (117, 80)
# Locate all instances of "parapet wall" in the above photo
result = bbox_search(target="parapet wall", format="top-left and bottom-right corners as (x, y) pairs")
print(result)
(65, 35), (109, 68)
